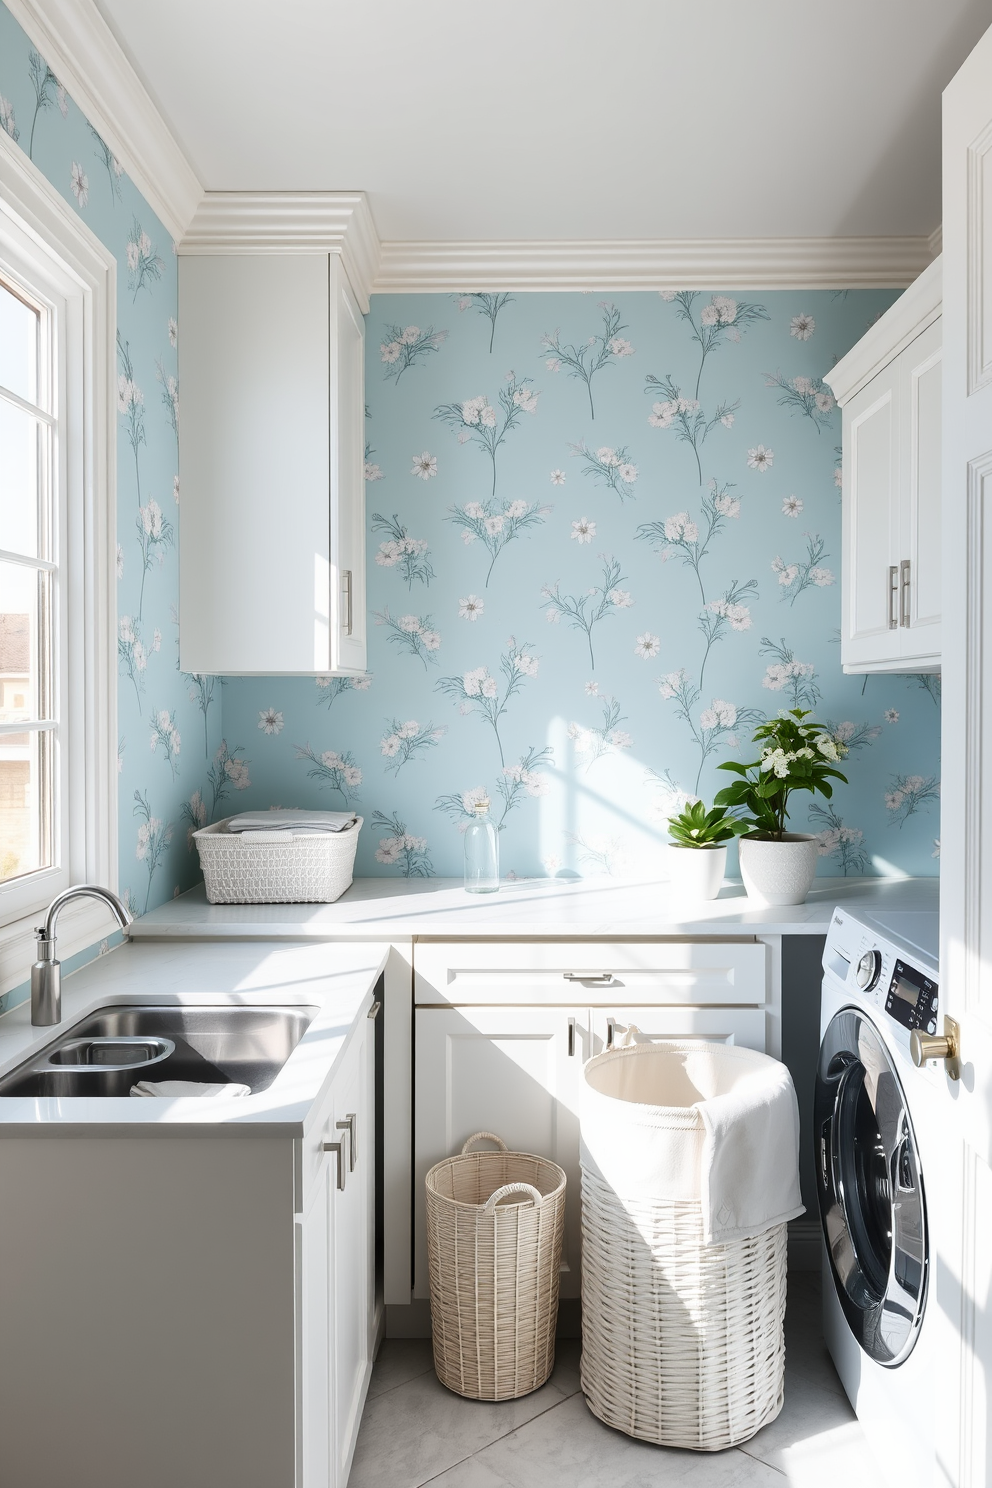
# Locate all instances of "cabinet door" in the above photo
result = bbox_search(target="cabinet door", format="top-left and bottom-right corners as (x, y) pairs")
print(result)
(179, 253), (333, 675)
(413, 1005), (589, 1300)
(330, 1020), (371, 1488)
(902, 317), (942, 664)
(300, 1158), (332, 1488)
(590, 1005), (768, 1057)
(330, 259), (367, 674)
(843, 360), (902, 670)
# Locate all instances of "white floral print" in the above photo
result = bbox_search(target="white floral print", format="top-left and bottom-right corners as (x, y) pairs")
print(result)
(790, 313), (816, 341)
(571, 517), (596, 544)
(747, 444), (774, 472)
(70, 161), (88, 207)
(782, 496), (803, 517)
(411, 451), (437, 480)
(258, 708), (284, 735)
(550, 469), (566, 485)
(635, 633), (661, 660)
(459, 595), (484, 621)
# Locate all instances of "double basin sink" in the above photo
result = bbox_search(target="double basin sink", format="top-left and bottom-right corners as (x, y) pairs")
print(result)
(0, 1004), (317, 1098)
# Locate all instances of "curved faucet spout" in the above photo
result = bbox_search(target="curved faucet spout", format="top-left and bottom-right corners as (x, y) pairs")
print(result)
(41, 884), (132, 944)
(32, 884), (132, 1027)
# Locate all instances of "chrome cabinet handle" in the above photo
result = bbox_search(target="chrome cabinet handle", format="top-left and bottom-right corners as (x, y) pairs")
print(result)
(341, 569), (353, 636)
(563, 971), (614, 984)
(900, 559), (911, 628)
(606, 1016), (618, 1050)
(888, 565), (899, 630)
(567, 1016), (576, 1057)
(322, 1140), (346, 1191)
(336, 1112), (358, 1170)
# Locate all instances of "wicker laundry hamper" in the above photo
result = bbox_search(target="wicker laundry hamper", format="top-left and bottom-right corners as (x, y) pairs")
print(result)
(192, 816), (361, 903)
(579, 1041), (797, 1451)
(425, 1132), (566, 1401)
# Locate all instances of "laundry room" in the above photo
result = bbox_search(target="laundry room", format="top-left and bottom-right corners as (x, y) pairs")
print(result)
(0, 3), (989, 1486)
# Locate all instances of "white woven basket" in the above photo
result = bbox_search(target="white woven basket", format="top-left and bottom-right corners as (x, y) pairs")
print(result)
(579, 1044), (788, 1451)
(425, 1132), (566, 1402)
(192, 816), (362, 904)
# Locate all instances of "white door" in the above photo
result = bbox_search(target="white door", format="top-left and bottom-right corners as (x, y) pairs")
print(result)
(331, 1021), (370, 1488)
(414, 1005), (589, 1299)
(300, 1147), (332, 1488)
(936, 26), (992, 1488)
(843, 359), (902, 668)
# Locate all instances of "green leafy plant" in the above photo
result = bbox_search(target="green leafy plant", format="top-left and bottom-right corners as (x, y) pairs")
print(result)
(714, 708), (848, 839)
(667, 800), (746, 848)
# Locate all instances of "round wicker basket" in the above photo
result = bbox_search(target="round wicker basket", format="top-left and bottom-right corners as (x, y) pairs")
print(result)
(425, 1132), (566, 1402)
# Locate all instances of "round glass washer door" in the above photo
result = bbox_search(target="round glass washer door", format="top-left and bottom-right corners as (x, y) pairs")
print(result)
(814, 1007), (928, 1367)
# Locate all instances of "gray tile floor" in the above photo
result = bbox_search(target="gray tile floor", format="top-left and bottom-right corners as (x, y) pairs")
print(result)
(349, 1275), (876, 1488)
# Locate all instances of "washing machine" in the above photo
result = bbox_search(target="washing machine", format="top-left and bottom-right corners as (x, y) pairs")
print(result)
(816, 906), (940, 1488)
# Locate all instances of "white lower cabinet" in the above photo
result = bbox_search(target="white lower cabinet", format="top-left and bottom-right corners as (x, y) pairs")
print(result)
(300, 1013), (375, 1488)
(412, 940), (770, 1300)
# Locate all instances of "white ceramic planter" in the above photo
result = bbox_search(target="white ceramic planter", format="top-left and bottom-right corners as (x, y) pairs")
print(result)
(666, 843), (727, 900)
(738, 833), (819, 907)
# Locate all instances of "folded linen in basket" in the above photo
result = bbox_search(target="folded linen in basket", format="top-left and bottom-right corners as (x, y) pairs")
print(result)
(130, 1081), (252, 1098)
(226, 810), (357, 833)
(579, 1040), (803, 1246)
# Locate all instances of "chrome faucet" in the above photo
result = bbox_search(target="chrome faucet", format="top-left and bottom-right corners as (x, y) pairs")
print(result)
(31, 885), (133, 1026)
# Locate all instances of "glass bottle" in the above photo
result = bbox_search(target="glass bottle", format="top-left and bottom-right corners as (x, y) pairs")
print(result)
(463, 798), (499, 893)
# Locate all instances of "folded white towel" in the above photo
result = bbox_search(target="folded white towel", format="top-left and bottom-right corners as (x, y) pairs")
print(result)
(226, 810), (357, 834)
(130, 1080), (251, 1098)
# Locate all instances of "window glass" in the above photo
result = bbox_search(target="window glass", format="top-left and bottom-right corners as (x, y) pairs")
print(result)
(0, 279), (37, 405)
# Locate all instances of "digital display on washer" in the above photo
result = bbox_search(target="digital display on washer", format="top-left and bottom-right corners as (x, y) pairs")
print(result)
(885, 958), (938, 1032)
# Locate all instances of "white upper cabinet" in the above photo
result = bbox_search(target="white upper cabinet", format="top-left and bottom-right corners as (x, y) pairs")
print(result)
(177, 193), (379, 676)
(825, 257), (942, 673)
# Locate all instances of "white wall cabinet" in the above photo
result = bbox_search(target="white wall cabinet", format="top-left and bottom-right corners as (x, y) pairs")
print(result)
(412, 940), (771, 1300)
(178, 251), (366, 676)
(826, 257), (942, 673)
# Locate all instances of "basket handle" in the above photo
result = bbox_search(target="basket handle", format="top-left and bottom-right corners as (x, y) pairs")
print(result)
(460, 1131), (508, 1154)
(483, 1183), (544, 1212)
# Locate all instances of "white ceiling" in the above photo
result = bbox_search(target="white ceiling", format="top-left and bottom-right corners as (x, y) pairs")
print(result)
(95, 0), (992, 242)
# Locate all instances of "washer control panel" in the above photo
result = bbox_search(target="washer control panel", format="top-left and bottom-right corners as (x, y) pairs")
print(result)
(884, 958), (939, 1035)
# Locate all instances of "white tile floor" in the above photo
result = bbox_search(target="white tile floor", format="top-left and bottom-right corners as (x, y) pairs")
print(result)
(349, 1275), (876, 1488)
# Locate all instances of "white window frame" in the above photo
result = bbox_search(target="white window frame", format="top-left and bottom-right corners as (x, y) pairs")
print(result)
(0, 129), (116, 998)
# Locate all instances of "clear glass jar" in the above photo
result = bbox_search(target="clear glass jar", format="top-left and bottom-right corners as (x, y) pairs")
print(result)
(463, 800), (499, 893)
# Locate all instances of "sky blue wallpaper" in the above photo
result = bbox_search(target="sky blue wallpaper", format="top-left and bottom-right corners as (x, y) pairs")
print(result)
(222, 287), (941, 881)
(0, 4), (213, 946)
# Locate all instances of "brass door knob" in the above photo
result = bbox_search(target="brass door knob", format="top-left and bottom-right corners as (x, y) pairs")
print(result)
(910, 1016), (960, 1081)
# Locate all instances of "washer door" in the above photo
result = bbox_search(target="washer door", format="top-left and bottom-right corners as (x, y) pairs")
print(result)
(814, 1007), (928, 1367)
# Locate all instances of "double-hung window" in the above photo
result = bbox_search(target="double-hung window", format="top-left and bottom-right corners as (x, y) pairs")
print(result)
(0, 134), (116, 995)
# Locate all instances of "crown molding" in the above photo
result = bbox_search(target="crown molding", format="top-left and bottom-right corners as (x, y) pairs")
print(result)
(372, 235), (937, 294)
(824, 254), (942, 405)
(4, 0), (203, 241)
(179, 192), (381, 312)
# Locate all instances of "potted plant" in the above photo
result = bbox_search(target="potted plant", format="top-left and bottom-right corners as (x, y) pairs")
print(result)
(714, 709), (849, 906)
(665, 800), (747, 900)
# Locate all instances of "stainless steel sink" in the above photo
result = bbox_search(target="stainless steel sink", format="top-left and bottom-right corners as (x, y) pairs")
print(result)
(0, 1004), (317, 1098)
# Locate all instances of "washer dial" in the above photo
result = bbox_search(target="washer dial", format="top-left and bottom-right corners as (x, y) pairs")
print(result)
(856, 949), (882, 991)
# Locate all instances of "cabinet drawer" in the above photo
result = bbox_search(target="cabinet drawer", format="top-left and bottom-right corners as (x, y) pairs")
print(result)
(414, 940), (767, 1007)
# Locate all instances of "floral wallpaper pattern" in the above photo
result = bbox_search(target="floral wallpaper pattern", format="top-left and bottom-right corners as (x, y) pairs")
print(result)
(223, 286), (941, 880)
(0, 4), (214, 973)
(0, 0), (941, 922)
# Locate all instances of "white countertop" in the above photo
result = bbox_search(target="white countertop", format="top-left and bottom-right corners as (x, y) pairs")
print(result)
(0, 939), (386, 1133)
(129, 875), (939, 941)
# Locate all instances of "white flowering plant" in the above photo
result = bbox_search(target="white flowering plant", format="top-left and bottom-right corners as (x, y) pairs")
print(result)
(714, 709), (849, 840)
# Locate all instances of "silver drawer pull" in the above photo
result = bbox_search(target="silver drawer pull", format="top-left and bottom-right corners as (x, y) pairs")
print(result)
(900, 558), (911, 628)
(606, 1016), (618, 1050)
(563, 971), (614, 984)
(568, 1017), (576, 1058)
(341, 569), (353, 636)
(322, 1140), (346, 1191)
(337, 1112), (358, 1170)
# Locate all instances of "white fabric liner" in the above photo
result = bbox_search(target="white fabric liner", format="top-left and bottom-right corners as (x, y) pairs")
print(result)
(225, 809), (358, 833)
(580, 1039), (803, 1245)
(130, 1080), (251, 1098)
